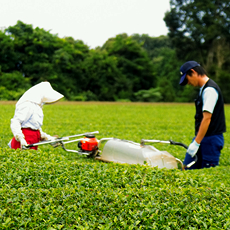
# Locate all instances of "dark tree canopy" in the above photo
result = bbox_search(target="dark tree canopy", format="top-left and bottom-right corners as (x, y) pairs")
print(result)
(1, 16), (230, 102)
(164, 0), (230, 67)
(164, 0), (230, 102)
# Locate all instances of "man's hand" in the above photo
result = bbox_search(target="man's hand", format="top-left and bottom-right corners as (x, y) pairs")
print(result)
(49, 136), (58, 141)
(20, 138), (28, 149)
(15, 134), (28, 149)
(41, 134), (58, 141)
(187, 140), (200, 157)
(48, 136), (59, 147)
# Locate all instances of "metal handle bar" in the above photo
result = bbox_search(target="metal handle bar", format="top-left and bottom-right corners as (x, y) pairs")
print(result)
(141, 139), (188, 149)
(169, 140), (188, 149)
(26, 131), (99, 147)
(183, 155), (198, 169)
(26, 137), (69, 147)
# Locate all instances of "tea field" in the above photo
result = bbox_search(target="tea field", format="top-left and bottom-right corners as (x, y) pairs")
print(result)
(0, 102), (230, 229)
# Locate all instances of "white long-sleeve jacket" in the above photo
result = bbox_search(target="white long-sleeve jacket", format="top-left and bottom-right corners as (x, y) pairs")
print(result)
(10, 101), (51, 140)
(10, 82), (64, 142)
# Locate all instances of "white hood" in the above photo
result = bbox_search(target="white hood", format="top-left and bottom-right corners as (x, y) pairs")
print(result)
(16, 81), (64, 106)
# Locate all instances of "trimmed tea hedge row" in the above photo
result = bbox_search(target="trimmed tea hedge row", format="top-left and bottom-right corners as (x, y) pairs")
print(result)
(0, 102), (230, 229)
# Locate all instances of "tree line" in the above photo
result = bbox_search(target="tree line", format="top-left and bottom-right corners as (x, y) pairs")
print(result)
(1, 0), (230, 102)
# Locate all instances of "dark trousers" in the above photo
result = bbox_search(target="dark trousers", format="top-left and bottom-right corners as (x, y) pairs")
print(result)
(183, 134), (224, 170)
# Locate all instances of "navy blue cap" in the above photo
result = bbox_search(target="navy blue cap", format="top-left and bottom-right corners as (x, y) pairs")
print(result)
(179, 61), (200, 86)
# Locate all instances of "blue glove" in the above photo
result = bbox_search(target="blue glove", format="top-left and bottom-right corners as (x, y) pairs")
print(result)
(187, 140), (200, 157)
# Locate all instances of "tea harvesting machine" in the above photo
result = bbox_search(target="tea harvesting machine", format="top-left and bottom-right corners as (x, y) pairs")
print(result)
(26, 131), (196, 170)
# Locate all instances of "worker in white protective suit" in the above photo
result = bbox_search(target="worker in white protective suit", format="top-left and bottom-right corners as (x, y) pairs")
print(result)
(9, 81), (64, 150)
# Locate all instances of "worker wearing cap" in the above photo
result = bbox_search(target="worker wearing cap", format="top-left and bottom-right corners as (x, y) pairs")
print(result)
(9, 81), (64, 150)
(179, 61), (226, 169)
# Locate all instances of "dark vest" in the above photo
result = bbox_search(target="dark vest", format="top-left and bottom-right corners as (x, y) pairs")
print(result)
(195, 79), (226, 136)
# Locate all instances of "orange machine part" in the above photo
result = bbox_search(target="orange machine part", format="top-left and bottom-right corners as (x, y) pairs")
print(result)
(80, 137), (98, 151)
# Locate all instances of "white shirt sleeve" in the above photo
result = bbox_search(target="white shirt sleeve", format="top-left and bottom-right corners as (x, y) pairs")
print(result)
(10, 101), (44, 138)
(202, 87), (218, 114)
(10, 102), (33, 138)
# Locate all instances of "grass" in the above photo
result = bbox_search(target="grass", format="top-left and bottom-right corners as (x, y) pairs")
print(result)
(0, 102), (230, 229)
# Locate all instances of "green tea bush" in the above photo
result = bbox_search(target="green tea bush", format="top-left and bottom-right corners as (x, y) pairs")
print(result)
(0, 102), (230, 229)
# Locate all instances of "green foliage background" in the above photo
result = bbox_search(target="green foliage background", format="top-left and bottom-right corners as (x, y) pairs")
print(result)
(1, 1), (230, 103)
(0, 102), (230, 229)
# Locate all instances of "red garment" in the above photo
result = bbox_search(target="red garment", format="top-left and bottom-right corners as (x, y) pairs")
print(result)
(11, 128), (41, 150)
